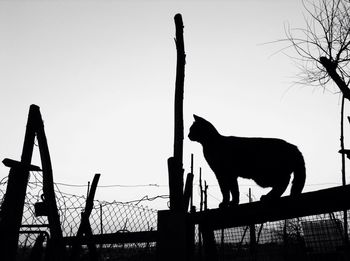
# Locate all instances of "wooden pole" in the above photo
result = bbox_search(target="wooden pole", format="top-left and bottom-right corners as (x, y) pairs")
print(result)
(190, 154), (194, 211)
(173, 13), (185, 165)
(70, 173), (100, 261)
(198, 168), (203, 256)
(199, 168), (203, 212)
(158, 14), (191, 261)
(168, 13), (186, 212)
(0, 105), (37, 261)
(100, 204), (103, 251)
(87, 181), (91, 198)
(340, 96), (349, 245)
(249, 188), (256, 252)
(183, 154), (194, 212)
(34, 105), (65, 261)
(204, 181), (208, 211)
(183, 173), (194, 212)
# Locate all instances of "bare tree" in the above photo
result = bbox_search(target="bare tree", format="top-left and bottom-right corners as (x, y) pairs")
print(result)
(284, 0), (350, 99)
(284, 0), (349, 245)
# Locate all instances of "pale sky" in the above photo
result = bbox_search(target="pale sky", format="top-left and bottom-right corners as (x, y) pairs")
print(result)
(0, 0), (347, 210)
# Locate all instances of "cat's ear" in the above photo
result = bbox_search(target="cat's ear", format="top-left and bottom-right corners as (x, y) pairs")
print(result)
(193, 114), (201, 121)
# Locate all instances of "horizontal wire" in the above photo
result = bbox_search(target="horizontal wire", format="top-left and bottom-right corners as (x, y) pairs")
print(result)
(54, 182), (167, 188)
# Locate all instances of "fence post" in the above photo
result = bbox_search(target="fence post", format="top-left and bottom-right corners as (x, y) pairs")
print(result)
(0, 105), (37, 261)
(341, 97), (349, 247)
(160, 12), (194, 261)
(168, 12), (186, 212)
(184, 172), (194, 212)
(249, 188), (256, 252)
(100, 203), (103, 251)
(34, 105), (66, 261)
(70, 173), (100, 261)
(199, 182), (218, 261)
(204, 181), (208, 211)
(200, 223), (218, 261)
(157, 210), (189, 261)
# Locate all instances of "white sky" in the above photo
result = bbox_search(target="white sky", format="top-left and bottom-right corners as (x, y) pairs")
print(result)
(0, 0), (348, 210)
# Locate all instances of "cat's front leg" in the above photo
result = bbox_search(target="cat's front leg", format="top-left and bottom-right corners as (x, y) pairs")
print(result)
(217, 177), (230, 208)
(219, 201), (229, 208)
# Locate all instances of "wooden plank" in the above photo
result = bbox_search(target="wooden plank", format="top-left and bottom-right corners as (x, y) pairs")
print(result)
(63, 231), (158, 245)
(190, 185), (350, 230)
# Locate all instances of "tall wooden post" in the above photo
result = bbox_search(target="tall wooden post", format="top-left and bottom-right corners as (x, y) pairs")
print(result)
(168, 13), (186, 212)
(340, 97), (349, 246)
(34, 105), (65, 260)
(0, 106), (37, 261)
(158, 13), (192, 261)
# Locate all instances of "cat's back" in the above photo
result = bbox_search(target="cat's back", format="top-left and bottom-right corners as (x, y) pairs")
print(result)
(225, 136), (298, 156)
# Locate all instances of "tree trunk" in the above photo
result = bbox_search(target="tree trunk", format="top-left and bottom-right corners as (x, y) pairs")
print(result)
(319, 57), (350, 100)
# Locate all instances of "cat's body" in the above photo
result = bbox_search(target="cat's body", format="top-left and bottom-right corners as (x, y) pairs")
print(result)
(189, 115), (306, 207)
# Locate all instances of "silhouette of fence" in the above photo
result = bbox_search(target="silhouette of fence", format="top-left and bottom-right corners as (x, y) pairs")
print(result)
(185, 185), (350, 261)
(1, 171), (350, 260)
(0, 172), (159, 260)
(193, 211), (349, 260)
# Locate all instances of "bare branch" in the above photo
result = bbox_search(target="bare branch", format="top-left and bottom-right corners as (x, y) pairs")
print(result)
(278, 0), (350, 99)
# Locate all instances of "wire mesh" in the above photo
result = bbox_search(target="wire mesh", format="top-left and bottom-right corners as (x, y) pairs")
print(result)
(1, 170), (350, 260)
(193, 211), (350, 260)
(0, 171), (158, 260)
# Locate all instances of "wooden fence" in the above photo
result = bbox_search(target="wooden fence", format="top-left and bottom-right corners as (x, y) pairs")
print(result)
(157, 185), (350, 261)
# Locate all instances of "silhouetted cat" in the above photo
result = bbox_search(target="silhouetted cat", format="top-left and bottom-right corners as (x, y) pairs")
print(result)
(188, 115), (306, 208)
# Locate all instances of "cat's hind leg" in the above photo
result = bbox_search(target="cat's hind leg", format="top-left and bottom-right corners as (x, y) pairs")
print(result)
(260, 175), (290, 202)
(228, 177), (239, 206)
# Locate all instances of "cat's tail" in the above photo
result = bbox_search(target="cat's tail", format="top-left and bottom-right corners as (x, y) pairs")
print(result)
(290, 147), (306, 196)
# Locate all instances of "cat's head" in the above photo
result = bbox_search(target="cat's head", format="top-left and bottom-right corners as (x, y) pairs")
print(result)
(188, 114), (218, 143)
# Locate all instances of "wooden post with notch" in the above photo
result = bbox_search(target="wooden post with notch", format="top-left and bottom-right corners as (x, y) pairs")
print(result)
(158, 13), (192, 261)
(0, 105), (65, 261)
(0, 105), (38, 261)
(34, 105), (65, 260)
(168, 13), (186, 212)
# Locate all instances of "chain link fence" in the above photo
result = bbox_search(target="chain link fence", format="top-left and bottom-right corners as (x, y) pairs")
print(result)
(0, 171), (159, 260)
(193, 211), (350, 260)
(1, 170), (350, 260)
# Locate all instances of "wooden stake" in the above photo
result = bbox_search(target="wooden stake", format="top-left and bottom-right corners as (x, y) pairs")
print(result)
(0, 105), (66, 260)
(340, 96), (349, 245)
(204, 181), (208, 211)
(34, 105), (65, 260)
(168, 13), (186, 212)
(249, 188), (256, 251)
(199, 168), (203, 212)
(183, 173), (194, 212)
(0, 105), (37, 261)
(173, 13), (185, 163)
(70, 173), (100, 261)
